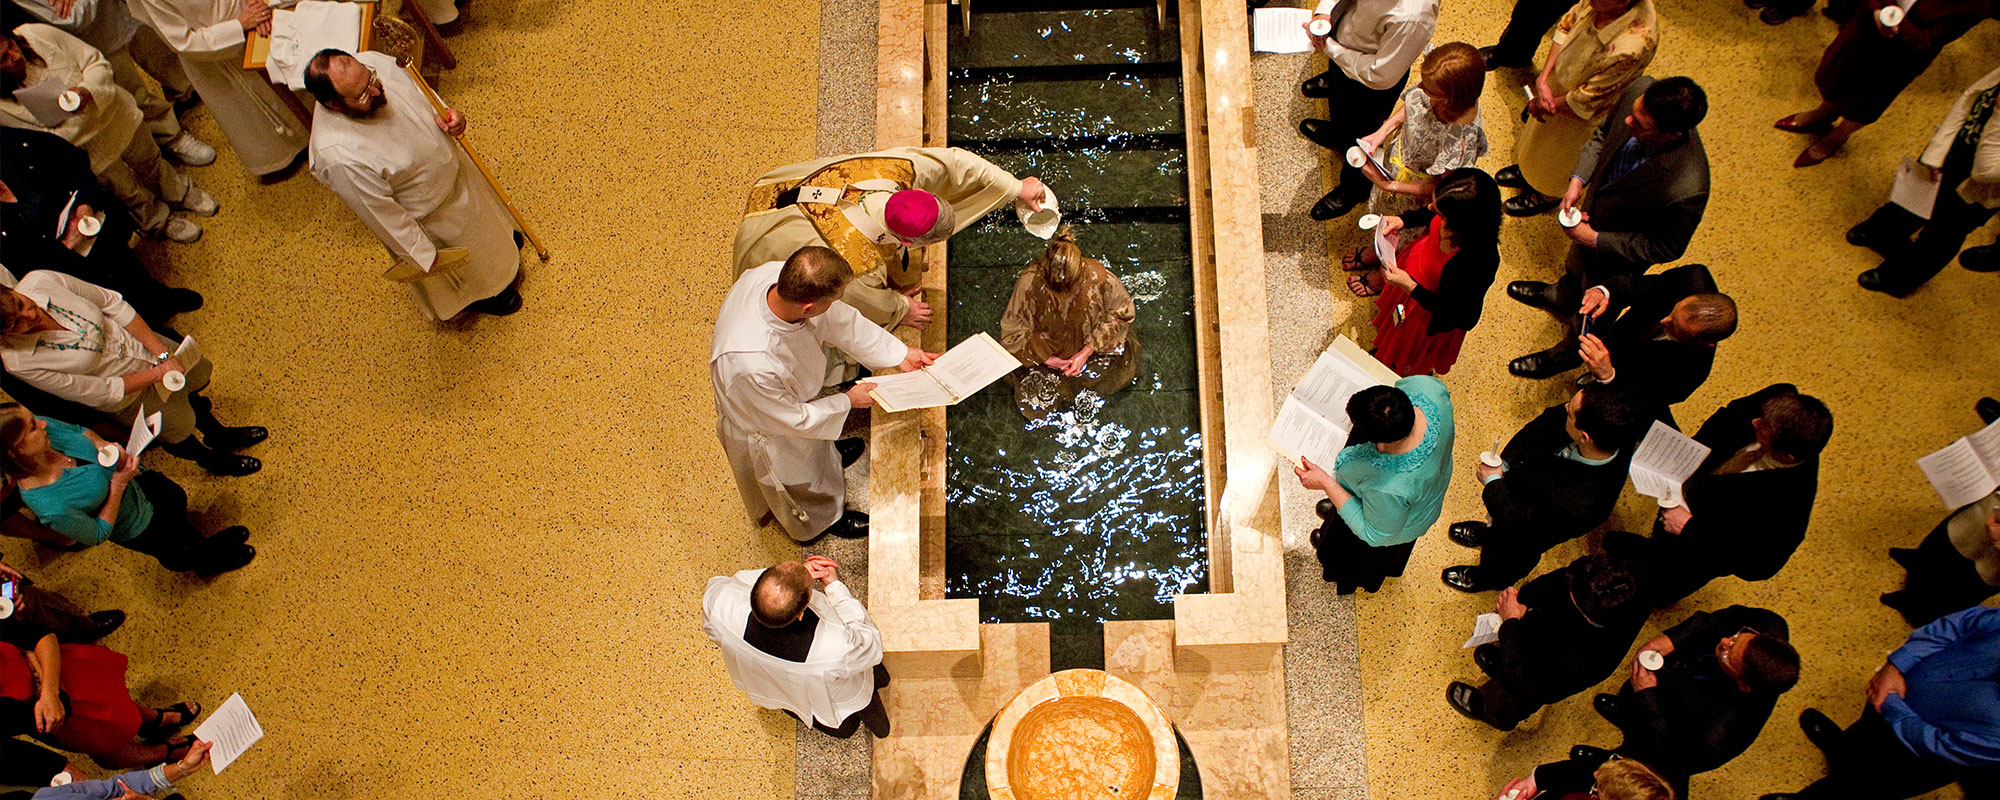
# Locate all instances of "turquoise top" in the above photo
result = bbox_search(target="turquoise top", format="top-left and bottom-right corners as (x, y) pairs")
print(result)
(18, 417), (152, 546)
(1333, 375), (1455, 546)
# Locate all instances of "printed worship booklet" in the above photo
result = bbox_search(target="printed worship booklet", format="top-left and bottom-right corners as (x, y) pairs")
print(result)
(1627, 420), (1711, 502)
(1251, 7), (1315, 53)
(192, 692), (265, 774)
(1267, 335), (1399, 469)
(866, 332), (1022, 413)
(1918, 418), (2000, 509)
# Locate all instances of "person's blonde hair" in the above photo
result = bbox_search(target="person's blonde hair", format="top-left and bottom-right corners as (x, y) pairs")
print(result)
(1418, 42), (1486, 122)
(1031, 226), (1085, 291)
(1593, 758), (1675, 800)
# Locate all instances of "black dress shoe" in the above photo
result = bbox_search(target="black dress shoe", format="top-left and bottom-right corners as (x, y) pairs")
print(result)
(166, 288), (204, 314)
(1315, 498), (1334, 519)
(1442, 566), (1490, 593)
(1301, 73), (1337, 99)
(1593, 693), (1624, 725)
(194, 544), (256, 577)
(1844, 222), (1907, 257)
(211, 525), (250, 548)
(1509, 347), (1583, 380)
(202, 426), (267, 452)
(467, 286), (524, 316)
(1473, 643), (1503, 678)
(1297, 118), (1345, 150)
(1494, 165), (1527, 189)
(1448, 520), (1488, 548)
(836, 438), (865, 468)
(1759, 6), (1801, 23)
(82, 610), (126, 641)
(1857, 268), (1916, 298)
(1799, 708), (1842, 753)
(1978, 396), (2000, 425)
(514, 230), (527, 250)
(1568, 744), (1612, 763)
(1445, 681), (1485, 722)
(1503, 192), (1561, 217)
(200, 453), (262, 477)
(1505, 280), (1559, 311)
(1475, 45), (1528, 71)
(1310, 527), (1323, 550)
(822, 510), (870, 539)
(1963, 244), (2000, 272)
(1888, 547), (1920, 568)
(1308, 189), (1362, 221)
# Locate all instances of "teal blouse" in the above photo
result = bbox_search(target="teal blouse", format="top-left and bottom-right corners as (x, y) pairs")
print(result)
(1333, 375), (1456, 546)
(18, 417), (152, 546)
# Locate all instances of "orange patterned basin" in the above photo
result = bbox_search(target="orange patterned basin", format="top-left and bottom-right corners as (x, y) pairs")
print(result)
(985, 669), (1178, 800)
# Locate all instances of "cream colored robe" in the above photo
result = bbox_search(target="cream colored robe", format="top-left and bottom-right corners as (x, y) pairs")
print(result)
(0, 270), (209, 442)
(732, 146), (1022, 329)
(712, 261), (906, 541)
(127, 0), (307, 174)
(0, 25), (143, 173)
(308, 51), (518, 320)
(702, 570), (883, 727)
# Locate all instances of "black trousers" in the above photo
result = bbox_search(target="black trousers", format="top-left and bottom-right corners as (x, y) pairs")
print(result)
(1313, 510), (1417, 594)
(1303, 68), (1409, 203)
(1473, 525), (1566, 589)
(115, 471), (233, 573)
(1488, 0), (1572, 67)
(1790, 708), (1996, 800)
(1885, 518), (1999, 626)
(1853, 144), (1997, 293)
(1476, 674), (1547, 730)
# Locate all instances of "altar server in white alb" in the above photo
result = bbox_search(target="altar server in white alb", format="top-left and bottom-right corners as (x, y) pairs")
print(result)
(302, 48), (524, 320)
(703, 556), (891, 739)
(126, 0), (307, 176)
(713, 246), (934, 541)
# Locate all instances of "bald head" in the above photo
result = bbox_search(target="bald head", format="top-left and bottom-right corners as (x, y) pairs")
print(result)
(1668, 292), (1737, 345)
(302, 49), (385, 117)
(750, 561), (814, 628)
(775, 246), (854, 305)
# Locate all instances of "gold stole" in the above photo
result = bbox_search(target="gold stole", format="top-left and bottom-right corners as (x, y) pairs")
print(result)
(742, 157), (918, 280)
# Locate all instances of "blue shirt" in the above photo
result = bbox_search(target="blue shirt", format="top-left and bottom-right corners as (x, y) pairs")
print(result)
(1883, 606), (2000, 768)
(1333, 375), (1455, 546)
(17, 417), (152, 545)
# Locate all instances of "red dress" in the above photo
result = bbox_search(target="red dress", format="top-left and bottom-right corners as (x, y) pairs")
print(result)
(0, 641), (143, 756)
(1371, 225), (1467, 376)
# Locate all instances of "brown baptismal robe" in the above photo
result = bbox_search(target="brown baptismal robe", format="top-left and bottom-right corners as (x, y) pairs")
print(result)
(998, 259), (1140, 416)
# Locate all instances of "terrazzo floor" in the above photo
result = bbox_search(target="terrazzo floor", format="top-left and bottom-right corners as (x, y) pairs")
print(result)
(2, 0), (1994, 798)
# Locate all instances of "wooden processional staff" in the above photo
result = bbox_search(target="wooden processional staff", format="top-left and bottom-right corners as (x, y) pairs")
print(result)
(403, 64), (551, 261)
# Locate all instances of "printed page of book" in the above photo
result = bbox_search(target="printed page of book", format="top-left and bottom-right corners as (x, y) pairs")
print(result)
(1251, 7), (1314, 53)
(864, 370), (952, 414)
(1628, 420), (1711, 501)
(1268, 395), (1347, 469)
(1291, 336), (1392, 423)
(927, 332), (1022, 398)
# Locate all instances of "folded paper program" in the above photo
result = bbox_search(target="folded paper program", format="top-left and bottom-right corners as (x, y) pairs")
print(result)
(264, 1), (365, 89)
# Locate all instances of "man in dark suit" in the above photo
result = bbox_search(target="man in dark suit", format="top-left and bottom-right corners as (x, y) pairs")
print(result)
(1591, 604), (1800, 794)
(1446, 552), (1649, 730)
(1512, 265), (1737, 426)
(1442, 384), (1648, 592)
(1627, 385), (1832, 606)
(1508, 76), (1711, 325)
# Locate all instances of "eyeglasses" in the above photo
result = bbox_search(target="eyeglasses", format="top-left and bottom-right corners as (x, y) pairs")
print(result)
(345, 65), (381, 106)
(1718, 626), (1761, 671)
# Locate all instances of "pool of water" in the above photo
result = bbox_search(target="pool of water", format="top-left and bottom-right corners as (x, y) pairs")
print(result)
(942, 5), (1207, 638)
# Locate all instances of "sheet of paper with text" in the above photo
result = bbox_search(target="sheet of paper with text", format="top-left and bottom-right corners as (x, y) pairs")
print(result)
(1628, 421), (1710, 501)
(1251, 8), (1314, 53)
(1918, 418), (2000, 509)
(193, 692), (266, 774)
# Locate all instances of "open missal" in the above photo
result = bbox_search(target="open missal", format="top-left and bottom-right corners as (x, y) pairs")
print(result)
(1267, 336), (1399, 468)
(866, 332), (1022, 413)
(1918, 418), (2000, 509)
(1627, 420), (1710, 502)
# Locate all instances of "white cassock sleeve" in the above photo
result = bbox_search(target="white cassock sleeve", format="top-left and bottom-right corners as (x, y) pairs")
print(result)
(820, 581), (883, 673)
(126, 0), (247, 61)
(317, 159), (440, 271)
(816, 300), (909, 371)
(728, 366), (853, 442)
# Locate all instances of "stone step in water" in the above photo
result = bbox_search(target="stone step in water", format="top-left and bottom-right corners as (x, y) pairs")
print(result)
(949, 71), (1184, 141)
(950, 7), (1177, 70)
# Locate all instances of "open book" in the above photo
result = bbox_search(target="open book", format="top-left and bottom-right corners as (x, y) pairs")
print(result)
(1628, 421), (1711, 503)
(1267, 336), (1399, 469)
(1918, 418), (2000, 509)
(866, 332), (1021, 413)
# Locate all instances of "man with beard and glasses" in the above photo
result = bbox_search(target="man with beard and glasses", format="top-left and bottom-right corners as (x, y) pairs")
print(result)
(301, 48), (524, 321)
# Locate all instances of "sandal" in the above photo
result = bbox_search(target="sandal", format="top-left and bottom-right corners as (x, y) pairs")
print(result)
(1346, 272), (1383, 297)
(1340, 246), (1379, 272)
(140, 700), (201, 743)
(159, 734), (194, 766)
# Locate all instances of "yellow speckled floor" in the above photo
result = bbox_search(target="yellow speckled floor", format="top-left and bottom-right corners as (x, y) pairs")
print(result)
(4, 1), (1996, 798)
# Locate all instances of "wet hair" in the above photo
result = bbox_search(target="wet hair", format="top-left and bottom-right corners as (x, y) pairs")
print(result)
(301, 49), (353, 106)
(0, 402), (35, 480)
(1574, 384), (1647, 452)
(1431, 168), (1501, 250)
(1642, 77), (1708, 135)
(1345, 385), (1415, 445)
(749, 562), (814, 629)
(775, 246), (854, 305)
(1592, 758), (1676, 800)
(1760, 392), (1833, 460)
(0, 32), (46, 96)
(1740, 634), (1801, 694)
(1674, 293), (1738, 344)
(1567, 553), (1644, 624)
(1417, 43), (1486, 122)
(1031, 226), (1086, 291)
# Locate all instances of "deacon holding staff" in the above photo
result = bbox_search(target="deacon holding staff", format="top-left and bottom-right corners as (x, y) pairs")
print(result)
(302, 48), (525, 320)
(713, 246), (937, 542)
(733, 147), (1052, 333)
